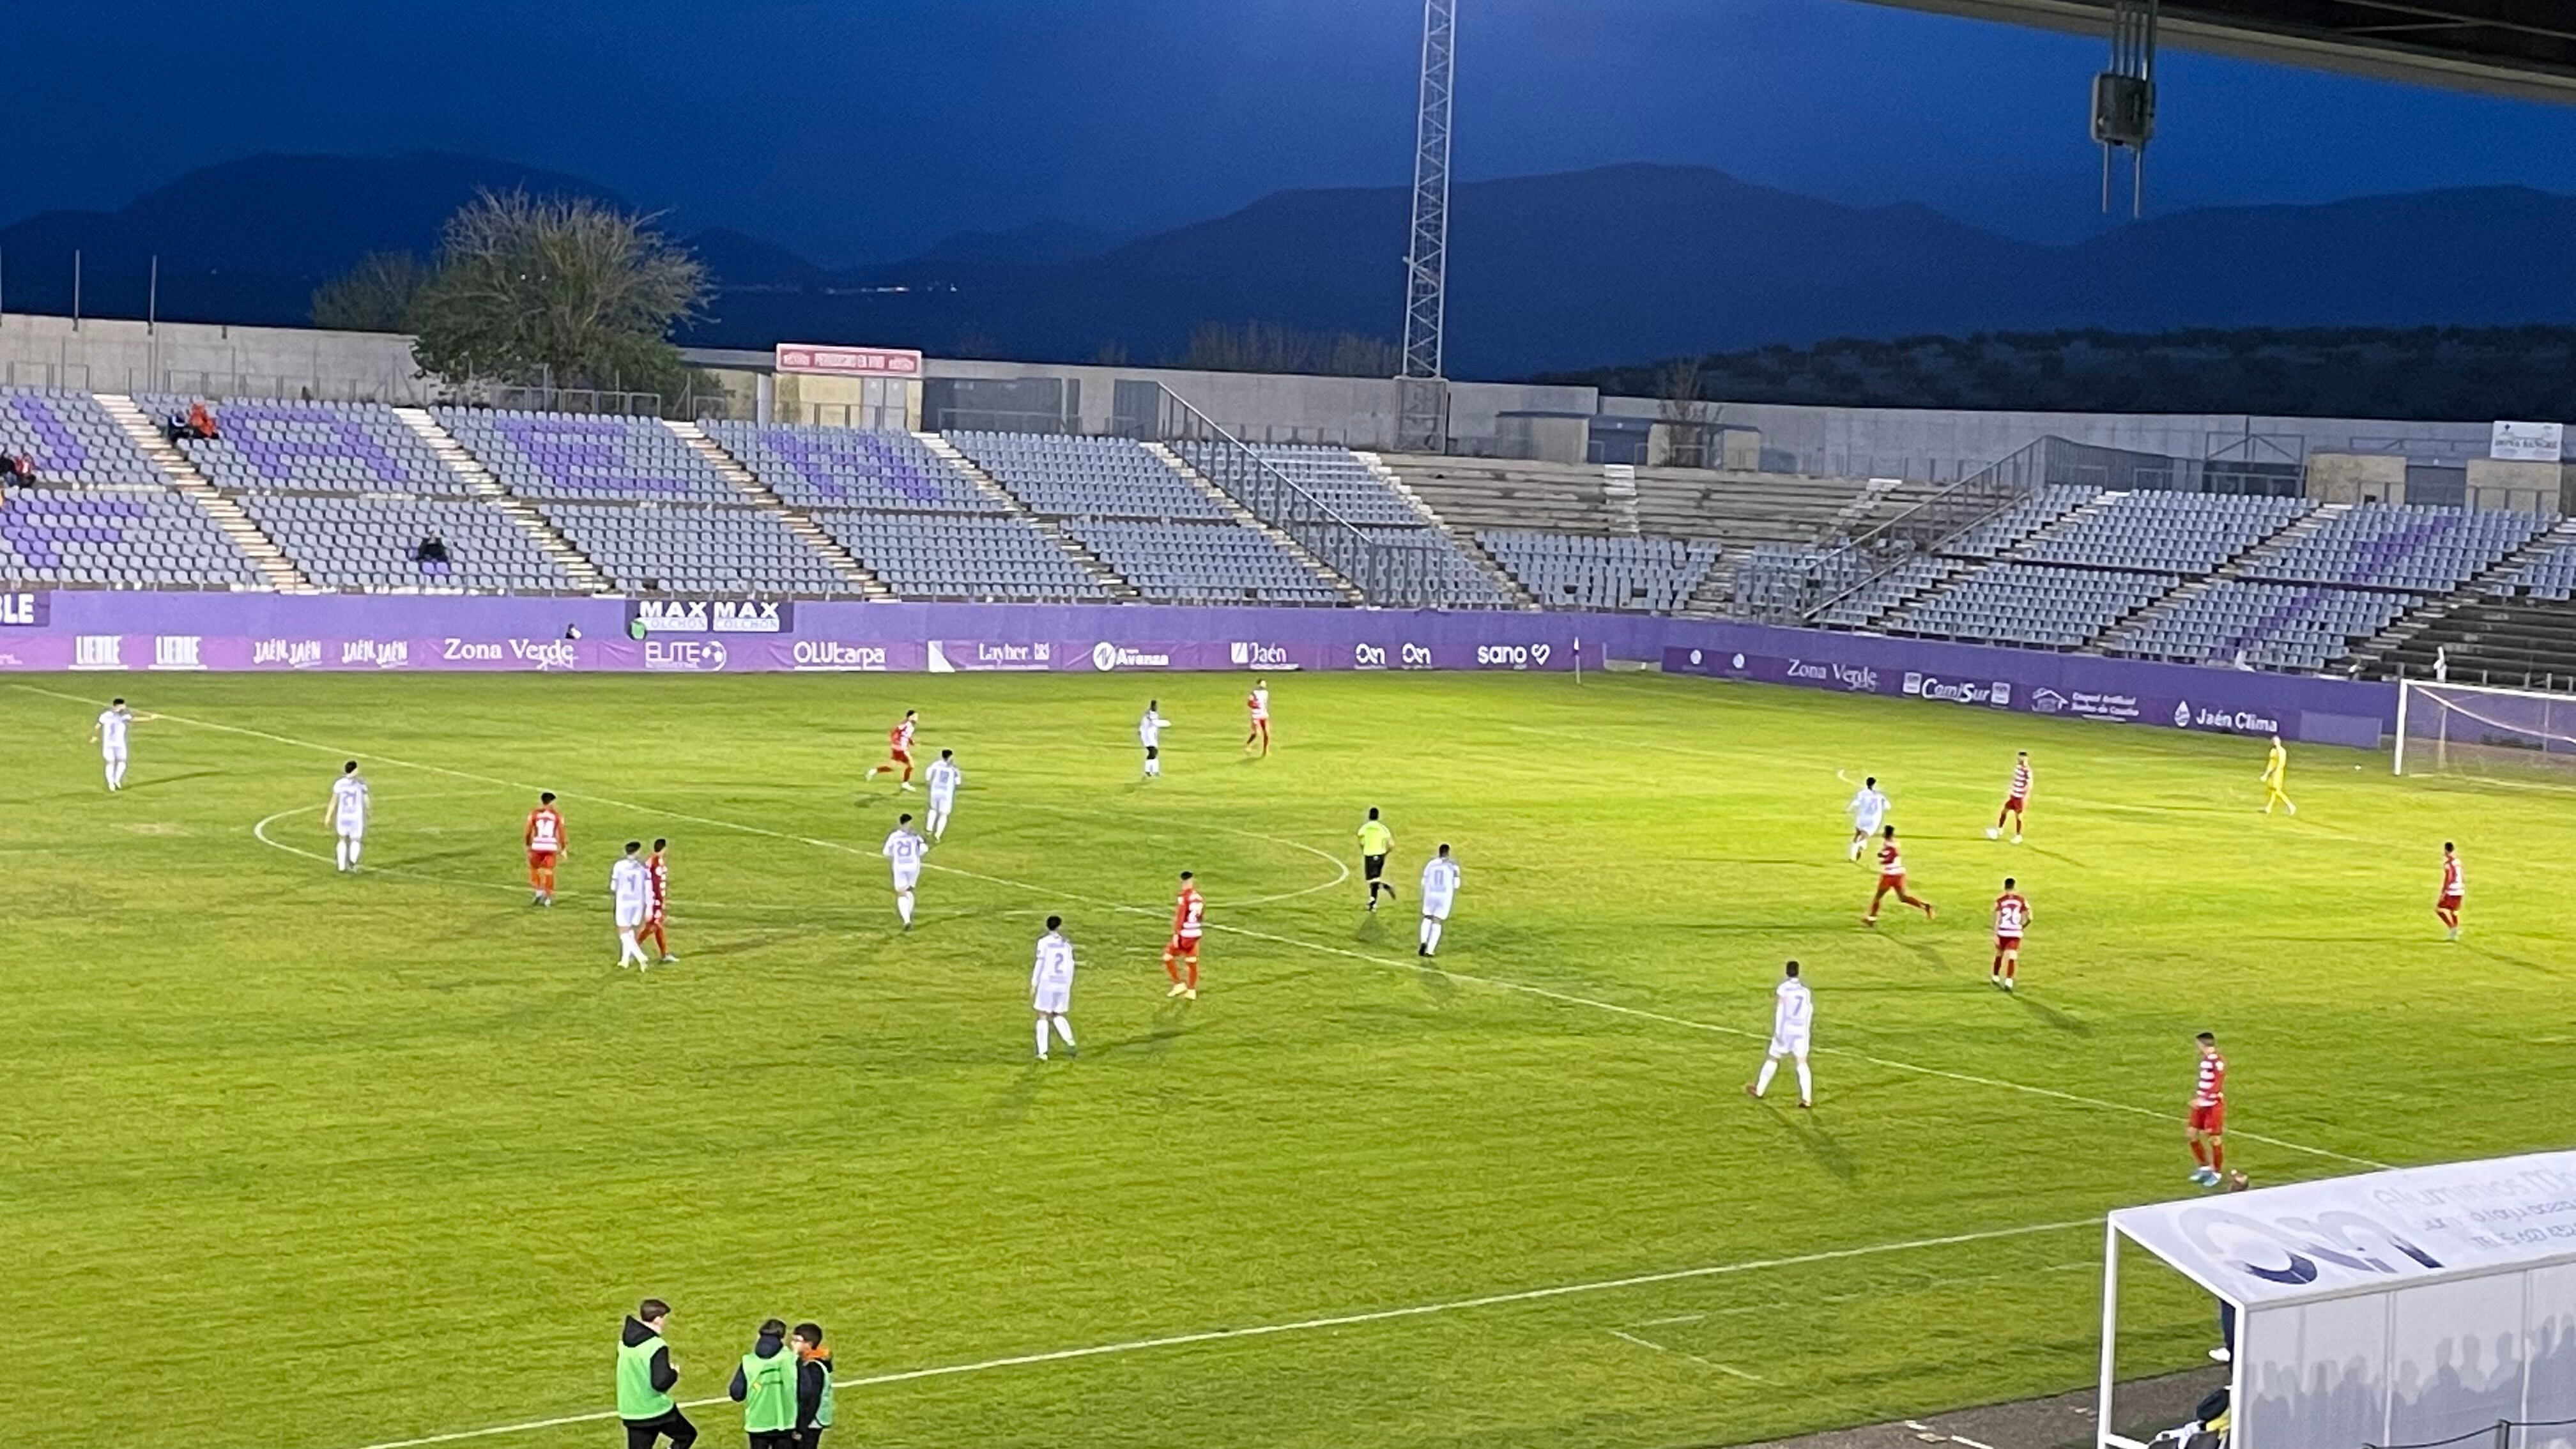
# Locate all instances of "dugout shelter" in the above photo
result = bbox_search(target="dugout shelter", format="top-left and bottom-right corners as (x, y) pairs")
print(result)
(2097, 1150), (2576, 1448)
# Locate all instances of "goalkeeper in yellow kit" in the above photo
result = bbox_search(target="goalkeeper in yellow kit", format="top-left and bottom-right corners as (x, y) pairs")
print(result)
(2260, 735), (2296, 815)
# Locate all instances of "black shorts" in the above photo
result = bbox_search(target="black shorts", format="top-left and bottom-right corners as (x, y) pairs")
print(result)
(1144, 745), (1158, 759)
(1363, 854), (1386, 880)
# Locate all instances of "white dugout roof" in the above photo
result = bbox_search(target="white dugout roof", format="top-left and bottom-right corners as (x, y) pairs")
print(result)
(2098, 1150), (2576, 1449)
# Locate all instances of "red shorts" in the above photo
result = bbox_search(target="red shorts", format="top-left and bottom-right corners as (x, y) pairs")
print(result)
(2003, 795), (2027, 811)
(1995, 933), (2022, 952)
(2189, 1103), (2225, 1135)
(528, 848), (558, 868)
(2437, 894), (2463, 912)
(1168, 933), (1202, 956)
(890, 748), (912, 765)
(1875, 873), (1906, 891)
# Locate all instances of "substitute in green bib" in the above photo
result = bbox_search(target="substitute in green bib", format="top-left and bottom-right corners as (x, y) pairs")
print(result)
(791, 1322), (834, 1449)
(617, 1298), (698, 1448)
(728, 1318), (799, 1449)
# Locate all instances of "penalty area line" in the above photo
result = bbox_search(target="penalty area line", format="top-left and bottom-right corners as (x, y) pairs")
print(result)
(344, 1216), (2094, 1449)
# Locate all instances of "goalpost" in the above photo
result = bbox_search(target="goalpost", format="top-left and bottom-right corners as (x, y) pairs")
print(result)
(2393, 678), (2576, 778)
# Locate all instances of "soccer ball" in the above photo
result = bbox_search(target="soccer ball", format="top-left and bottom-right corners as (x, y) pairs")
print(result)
(1983, 827), (1999, 839)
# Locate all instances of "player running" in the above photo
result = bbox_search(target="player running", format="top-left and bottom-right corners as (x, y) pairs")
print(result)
(925, 749), (962, 839)
(882, 813), (928, 930)
(1846, 775), (1888, 862)
(643, 837), (675, 963)
(525, 791), (566, 906)
(1138, 700), (1169, 779)
(1358, 808), (1397, 910)
(611, 841), (654, 969)
(1163, 871), (1205, 999)
(1745, 960), (1814, 1109)
(2188, 1032), (2228, 1187)
(1986, 751), (2030, 843)
(866, 709), (921, 790)
(2260, 735), (2295, 815)
(1991, 877), (2031, 990)
(2436, 841), (2464, 940)
(330, 760), (371, 873)
(90, 697), (140, 791)
(1031, 915), (1077, 1061)
(1862, 825), (1933, 925)
(1419, 843), (1459, 957)
(1244, 680), (1271, 757)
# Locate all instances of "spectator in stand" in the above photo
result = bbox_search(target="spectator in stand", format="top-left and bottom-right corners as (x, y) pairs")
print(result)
(0, 452), (30, 488)
(414, 533), (450, 565)
(185, 401), (218, 440)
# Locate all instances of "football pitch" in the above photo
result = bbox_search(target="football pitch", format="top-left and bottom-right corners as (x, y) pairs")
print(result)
(6, 668), (2569, 1449)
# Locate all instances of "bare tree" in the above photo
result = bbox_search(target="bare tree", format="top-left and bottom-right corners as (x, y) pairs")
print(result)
(410, 189), (710, 397)
(1657, 356), (1713, 468)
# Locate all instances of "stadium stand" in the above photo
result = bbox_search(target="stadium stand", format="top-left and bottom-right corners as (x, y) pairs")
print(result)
(2110, 580), (2416, 671)
(543, 503), (863, 595)
(1476, 530), (1721, 612)
(2016, 491), (2312, 574)
(1176, 442), (1425, 527)
(809, 510), (1110, 601)
(436, 410), (739, 502)
(953, 433), (1232, 521)
(0, 486), (264, 588)
(1, 388), (170, 485)
(1068, 519), (1346, 604)
(142, 397), (467, 494)
(238, 494), (579, 593)
(1940, 484), (2101, 558)
(706, 422), (1001, 513)
(1889, 562), (2173, 649)
(2236, 503), (2549, 594)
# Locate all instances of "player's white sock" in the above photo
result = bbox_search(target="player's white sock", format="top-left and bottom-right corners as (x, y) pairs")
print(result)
(334, 839), (349, 870)
(898, 892), (914, 926)
(1052, 1016), (1075, 1046)
(1847, 839), (1861, 861)
(930, 809), (948, 838)
(1795, 1059), (1814, 1103)
(1035, 1018), (1050, 1058)
(1425, 921), (1443, 953)
(348, 839), (362, 867)
(1754, 1057), (1779, 1096)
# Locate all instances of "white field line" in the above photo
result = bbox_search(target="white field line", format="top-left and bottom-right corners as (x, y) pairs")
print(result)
(44, 684), (2392, 1173)
(1604, 1328), (1770, 1383)
(347, 1217), (2090, 1449)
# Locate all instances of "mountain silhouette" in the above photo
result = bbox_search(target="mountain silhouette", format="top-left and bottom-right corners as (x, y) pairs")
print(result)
(5, 154), (2573, 378)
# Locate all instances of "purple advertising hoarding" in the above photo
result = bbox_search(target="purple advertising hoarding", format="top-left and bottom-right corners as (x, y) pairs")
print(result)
(0, 590), (2395, 747)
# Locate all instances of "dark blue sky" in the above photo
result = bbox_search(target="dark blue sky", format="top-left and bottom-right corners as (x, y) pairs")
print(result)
(15, 0), (2576, 264)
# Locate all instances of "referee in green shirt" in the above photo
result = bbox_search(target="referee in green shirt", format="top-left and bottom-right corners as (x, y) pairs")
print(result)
(1358, 808), (1397, 910)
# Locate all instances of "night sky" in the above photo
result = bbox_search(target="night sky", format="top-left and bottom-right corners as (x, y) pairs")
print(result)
(13, 0), (2576, 263)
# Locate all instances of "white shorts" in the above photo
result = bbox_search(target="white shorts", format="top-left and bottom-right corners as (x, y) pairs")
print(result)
(1768, 1033), (1811, 1060)
(1033, 985), (1071, 1014)
(891, 867), (920, 892)
(336, 818), (367, 840)
(616, 903), (647, 929)
(1853, 815), (1883, 836)
(1422, 899), (1453, 921)
(103, 746), (128, 763)
(929, 792), (956, 813)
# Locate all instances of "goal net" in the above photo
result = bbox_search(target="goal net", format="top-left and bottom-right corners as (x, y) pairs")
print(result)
(2395, 678), (2576, 778)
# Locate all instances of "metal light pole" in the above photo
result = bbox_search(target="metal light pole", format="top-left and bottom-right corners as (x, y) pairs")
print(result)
(1394, 0), (1455, 454)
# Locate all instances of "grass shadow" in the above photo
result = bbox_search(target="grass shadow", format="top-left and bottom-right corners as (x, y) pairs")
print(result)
(2008, 989), (2092, 1036)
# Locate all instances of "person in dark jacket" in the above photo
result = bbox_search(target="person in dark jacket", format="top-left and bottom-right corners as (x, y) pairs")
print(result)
(729, 1319), (799, 1449)
(617, 1299), (698, 1448)
(791, 1322), (834, 1448)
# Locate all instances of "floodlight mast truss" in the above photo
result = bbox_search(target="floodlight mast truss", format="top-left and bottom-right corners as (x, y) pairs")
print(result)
(1396, 0), (1456, 454)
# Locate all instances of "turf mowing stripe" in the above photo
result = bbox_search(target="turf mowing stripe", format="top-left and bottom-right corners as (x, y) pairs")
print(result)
(34, 684), (2393, 1173)
(344, 1217), (2095, 1449)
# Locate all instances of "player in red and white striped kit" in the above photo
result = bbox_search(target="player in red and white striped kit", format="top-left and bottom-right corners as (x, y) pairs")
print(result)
(1986, 751), (2031, 843)
(2436, 841), (2464, 941)
(1862, 825), (1934, 925)
(866, 709), (920, 790)
(1991, 878), (2030, 990)
(2188, 1032), (2228, 1188)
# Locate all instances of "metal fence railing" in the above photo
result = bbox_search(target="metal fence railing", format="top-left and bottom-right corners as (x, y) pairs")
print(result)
(2365, 1414), (2576, 1448)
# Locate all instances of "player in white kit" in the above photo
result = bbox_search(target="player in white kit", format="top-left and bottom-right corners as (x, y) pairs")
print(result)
(1138, 700), (1168, 778)
(1846, 776), (1888, 862)
(1746, 960), (1814, 1108)
(925, 749), (963, 839)
(883, 812), (928, 930)
(329, 760), (371, 871)
(610, 840), (654, 969)
(91, 697), (137, 790)
(1418, 843), (1460, 958)
(1031, 914), (1078, 1060)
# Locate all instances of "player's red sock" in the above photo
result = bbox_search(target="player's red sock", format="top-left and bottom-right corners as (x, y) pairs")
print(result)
(2209, 1142), (2224, 1174)
(2191, 1140), (2209, 1167)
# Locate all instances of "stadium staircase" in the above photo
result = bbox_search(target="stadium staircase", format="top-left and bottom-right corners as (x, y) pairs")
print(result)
(914, 434), (1139, 600)
(1351, 451), (1533, 607)
(2070, 499), (2325, 654)
(95, 394), (312, 592)
(666, 421), (893, 601)
(390, 408), (610, 593)
(2366, 517), (2576, 684)
(1144, 442), (1364, 604)
(1823, 475), (1905, 535)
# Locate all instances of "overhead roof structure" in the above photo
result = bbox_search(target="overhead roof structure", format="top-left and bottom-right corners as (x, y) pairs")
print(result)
(1866, 0), (2576, 104)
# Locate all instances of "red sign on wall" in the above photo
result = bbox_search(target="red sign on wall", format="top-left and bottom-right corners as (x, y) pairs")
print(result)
(774, 344), (925, 378)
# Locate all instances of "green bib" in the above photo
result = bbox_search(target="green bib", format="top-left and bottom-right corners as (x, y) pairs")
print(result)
(616, 1333), (673, 1420)
(740, 1347), (796, 1432)
(813, 1356), (835, 1428)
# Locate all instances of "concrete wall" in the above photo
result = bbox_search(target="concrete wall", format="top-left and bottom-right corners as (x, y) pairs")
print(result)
(2464, 457), (2570, 514)
(2305, 452), (2411, 504)
(0, 312), (426, 401)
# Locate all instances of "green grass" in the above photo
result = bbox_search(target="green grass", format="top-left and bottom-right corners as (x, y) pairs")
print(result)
(4, 669), (2568, 1449)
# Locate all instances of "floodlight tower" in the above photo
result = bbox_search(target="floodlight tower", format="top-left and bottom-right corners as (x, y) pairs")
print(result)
(1395, 0), (1456, 454)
